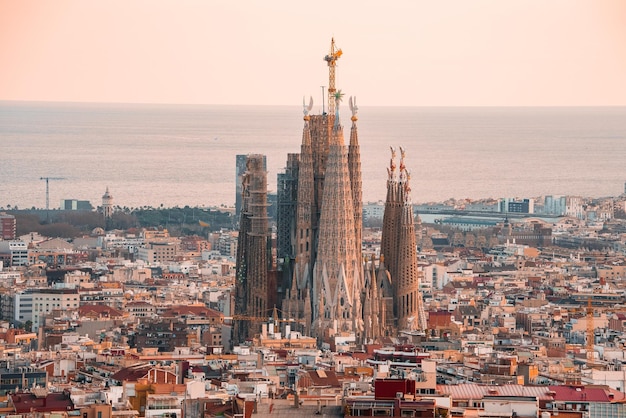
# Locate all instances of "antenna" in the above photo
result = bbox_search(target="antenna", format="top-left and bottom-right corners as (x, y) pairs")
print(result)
(321, 86), (326, 114)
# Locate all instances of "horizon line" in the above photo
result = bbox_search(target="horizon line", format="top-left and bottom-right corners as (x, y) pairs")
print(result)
(2, 99), (626, 109)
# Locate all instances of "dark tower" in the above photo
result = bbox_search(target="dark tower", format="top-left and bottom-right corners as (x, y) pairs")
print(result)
(379, 148), (427, 333)
(234, 155), (272, 342)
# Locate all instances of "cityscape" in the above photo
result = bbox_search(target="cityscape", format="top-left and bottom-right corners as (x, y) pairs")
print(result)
(1, 36), (626, 418)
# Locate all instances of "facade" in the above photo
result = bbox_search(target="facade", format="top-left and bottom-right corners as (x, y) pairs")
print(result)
(0, 212), (16, 240)
(501, 198), (535, 214)
(13, 290), (34, 324)
(31, 288), (80, 331)
(544, 195), (568, 215)
(0, 240), (28, 266)
(363, 202), (385, 225)
(136, 241), (179, 264)
(0, 368), (47, 395)
(61, 199), (93, 210)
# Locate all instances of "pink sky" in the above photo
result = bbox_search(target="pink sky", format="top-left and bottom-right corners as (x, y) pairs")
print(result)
(1, 0), (625, 106)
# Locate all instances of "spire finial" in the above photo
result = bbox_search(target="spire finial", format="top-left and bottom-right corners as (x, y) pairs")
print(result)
(349, 96), (358, 122)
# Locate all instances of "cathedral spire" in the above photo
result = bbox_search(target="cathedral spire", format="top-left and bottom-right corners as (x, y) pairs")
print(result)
(380, 147), (428, 333)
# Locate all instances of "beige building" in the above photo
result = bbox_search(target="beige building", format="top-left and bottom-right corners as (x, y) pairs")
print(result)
(32, 288), (80, 330)
(137, 241), (179, 264)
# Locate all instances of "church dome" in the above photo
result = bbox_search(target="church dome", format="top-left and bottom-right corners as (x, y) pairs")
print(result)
(102, 187), (113, 199)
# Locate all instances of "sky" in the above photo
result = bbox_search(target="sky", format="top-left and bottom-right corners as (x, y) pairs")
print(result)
(1, 0), (625, 106)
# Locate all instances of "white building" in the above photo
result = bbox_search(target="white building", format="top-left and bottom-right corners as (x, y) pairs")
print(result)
(363, 201), (385, 224)
(420, 263), (450, 290)
(13, 290), (34, 324)
(544, 195), (567, 215)
(0, 241), (28, 266)
(565, 196), (584, 219)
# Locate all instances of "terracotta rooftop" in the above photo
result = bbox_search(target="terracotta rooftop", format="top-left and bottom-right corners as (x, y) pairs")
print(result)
(110, 363), (153, 382)
(10, 391), (74, 413)
(79, 304), (125, 318)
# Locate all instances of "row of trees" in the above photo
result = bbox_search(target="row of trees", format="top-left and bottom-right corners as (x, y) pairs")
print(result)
(10, 206), (234, 239)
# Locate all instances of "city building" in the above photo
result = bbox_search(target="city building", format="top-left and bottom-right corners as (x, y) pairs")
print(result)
(0, 240), (28, 267)
(0, 212), (16, 240)
(61, 199), (93, 211)
(31, 288), (80, 331)
(501, 198), (535, 214)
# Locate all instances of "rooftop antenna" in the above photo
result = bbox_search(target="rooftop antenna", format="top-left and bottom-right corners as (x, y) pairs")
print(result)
(321, 86), (326, 114)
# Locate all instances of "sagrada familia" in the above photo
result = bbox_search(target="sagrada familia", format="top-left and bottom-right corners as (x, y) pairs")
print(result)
(235, 39), (427, 345)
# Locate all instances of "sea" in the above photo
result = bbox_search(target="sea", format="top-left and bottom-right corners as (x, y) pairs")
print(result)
(1, 101), (625, 210)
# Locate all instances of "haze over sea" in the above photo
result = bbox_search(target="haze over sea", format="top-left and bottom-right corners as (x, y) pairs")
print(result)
(1, 101), (625, 210)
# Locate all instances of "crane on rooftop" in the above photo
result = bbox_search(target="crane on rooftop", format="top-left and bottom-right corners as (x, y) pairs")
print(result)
(40, 177), (66, 210)
(324, 38), (342, 116)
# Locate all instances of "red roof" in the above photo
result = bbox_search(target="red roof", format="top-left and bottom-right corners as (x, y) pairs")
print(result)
(110, 363), (153, 382)
(79, 304), (125, 318)
(302, 370), (341, 388)
(549, 385), (611, 402)
(10, 391), (74, 413)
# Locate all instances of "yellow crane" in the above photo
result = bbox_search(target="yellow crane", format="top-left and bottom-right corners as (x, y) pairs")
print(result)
(225, 307), (304, 324)
(324, 38), (342, 115)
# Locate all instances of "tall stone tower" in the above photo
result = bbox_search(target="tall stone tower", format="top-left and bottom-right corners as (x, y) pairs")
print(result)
(234, 154), (273, 342)
(102, 187), (113, 220)
(379, 148), (427, 332)
(281, 39), (363, 341)
(312, 99), (363, 337)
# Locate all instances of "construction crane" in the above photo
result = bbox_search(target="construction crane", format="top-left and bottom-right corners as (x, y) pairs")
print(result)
(40, 177), (66, 210)
(323, 38), (342, 115)
(225, 307), (305, 325)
